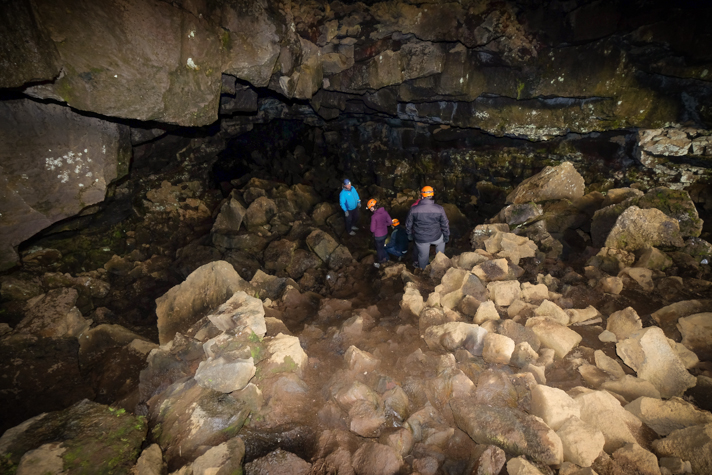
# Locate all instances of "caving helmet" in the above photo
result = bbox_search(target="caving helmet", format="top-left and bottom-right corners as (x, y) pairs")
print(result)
(367, 198), (378, 209)
(421, 186), (434, 198)
(343, 178), (351, 186)
(392, 218), (400, 226)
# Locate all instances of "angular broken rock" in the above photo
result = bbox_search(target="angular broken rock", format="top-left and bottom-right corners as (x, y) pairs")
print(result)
(468, 445), (506, 475)
(244, 448), (310, 475)
(534, 299), (570, 326)
(618, 267), (654, 292)
(211, 197), (246, 235)
(482, 333), (515, 365)
(427, 252), (452, 281)
(625, 397), (712, 436)
(616, 327), (696, 399)
(530, 384), (581, 431)
(574, 389), (647, 453)
(677, 312), (712, 361)
(484, 232), (538, 265)
(147, 378), (250, 471)
(423, 322), (488, 356)
(606, 307), (643, 341)
(471, 223), (510, 249)
(349, 400), (386, 438)
(400, 283), (424, 318)
(487, 280), (522, 306)
(505, 161), (585, 205)
(612, 443), (661, 475)
(594, 350), (625, 379)
(472, 258), (509, 282)
(604, 206), (685, 252)
(206, 291), (266, 337)
(194, 356), (255, 393)
(521, 282), (549, 303)
(474, 299), (500, 324)
(14, 288), (90, 339)
(526, 317), (582, 358)
(190, 437), (245, 475)
(506, 456), (546, 475)
(600, 375), (661, 401)
(352, 441), (403, 475)
(651, 299), (712, 339)
(556, 415), (605, 468)
(651, 423), (712, 475)
(450, 398), (563, 465)
(155, 261), (248, 345)
(265, 333), (308, 376)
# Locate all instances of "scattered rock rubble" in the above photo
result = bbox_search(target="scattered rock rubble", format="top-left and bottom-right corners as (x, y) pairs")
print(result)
(1, 162), (712, 474)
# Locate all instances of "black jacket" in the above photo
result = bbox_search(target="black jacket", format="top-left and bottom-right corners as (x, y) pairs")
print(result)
(406, 198), (450, 243)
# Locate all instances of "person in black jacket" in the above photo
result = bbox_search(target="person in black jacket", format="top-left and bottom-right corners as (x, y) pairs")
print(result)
(405, 186), (450, 269)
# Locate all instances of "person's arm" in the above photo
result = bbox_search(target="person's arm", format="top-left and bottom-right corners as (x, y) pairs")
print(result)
(339, 191), (348, 213)
(405, 210), (414, 240)
(440, 207), (450, 241)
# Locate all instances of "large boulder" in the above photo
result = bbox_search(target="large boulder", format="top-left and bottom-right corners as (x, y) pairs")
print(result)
(604, 206), (685, 252)
(450, 398), (563, 465)
(211, 196), (247, 235)
(0, 399), (146, 475)
(13, 288), (90, 339)
(505, 162), (585, 205)
(0, 99), (130, 271)
(155, 261), (249, 345)
(625, 397), (712, 436)
(651, 424), (712, 475)
(616, 327), (697, 398)
(637, 187), (703, 238)
(574, 389), (647, 453)
(147, 378), (250, 471)
(306, 229), (353, 269)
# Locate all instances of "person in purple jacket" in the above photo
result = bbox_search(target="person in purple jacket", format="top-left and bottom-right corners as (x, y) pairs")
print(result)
(367, 198), (392, 268)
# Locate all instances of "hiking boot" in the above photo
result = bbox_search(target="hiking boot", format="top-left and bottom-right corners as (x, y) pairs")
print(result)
(351, 226), (359, 230)
(373, 262), (380, 268)
(349, 231), (356, 236)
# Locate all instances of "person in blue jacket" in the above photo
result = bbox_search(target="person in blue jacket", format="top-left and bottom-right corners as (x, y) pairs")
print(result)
(385, 218), (409, 260)
(339, 178), (361, 236)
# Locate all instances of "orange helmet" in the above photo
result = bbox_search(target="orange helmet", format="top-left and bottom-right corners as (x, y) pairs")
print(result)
(392, 218), (400, 226)
(367, 198), (378, 209)
(421, 186), (434, 197)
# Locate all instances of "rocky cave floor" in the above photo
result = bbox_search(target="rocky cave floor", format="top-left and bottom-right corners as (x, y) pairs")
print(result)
(1, 155), (712, 475)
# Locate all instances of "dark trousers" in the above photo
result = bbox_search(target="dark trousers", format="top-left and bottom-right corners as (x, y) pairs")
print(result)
(345, 208), (359, 231)
(375, 235), (388, 263)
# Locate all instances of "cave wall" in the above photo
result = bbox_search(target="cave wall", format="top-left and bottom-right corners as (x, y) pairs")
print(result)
(1, 0), (712, 270)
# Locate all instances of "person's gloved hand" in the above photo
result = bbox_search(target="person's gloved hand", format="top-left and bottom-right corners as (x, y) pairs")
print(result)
(344, 211), (349, 217)
(357, 201), (362, 209)
(408, 234), (413, 241)
(443, 236), (449, 243)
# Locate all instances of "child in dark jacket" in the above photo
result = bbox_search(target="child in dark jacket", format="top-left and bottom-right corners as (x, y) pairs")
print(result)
(386, 219), (409, 260)
(367, 198), (392, 267)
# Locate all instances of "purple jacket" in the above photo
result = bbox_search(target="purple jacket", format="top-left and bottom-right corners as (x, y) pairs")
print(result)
(370, 207), (392, 237)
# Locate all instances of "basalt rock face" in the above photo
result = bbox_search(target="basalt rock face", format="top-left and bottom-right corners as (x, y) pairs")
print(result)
(2, 0), (710, 132)
(0, 99), (130, 271)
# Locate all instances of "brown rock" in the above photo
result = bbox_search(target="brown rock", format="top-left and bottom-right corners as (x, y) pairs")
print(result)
(505, 162), (585, 205)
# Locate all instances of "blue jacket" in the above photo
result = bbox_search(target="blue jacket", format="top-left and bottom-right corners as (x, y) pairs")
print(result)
(339, 187), (360, 212)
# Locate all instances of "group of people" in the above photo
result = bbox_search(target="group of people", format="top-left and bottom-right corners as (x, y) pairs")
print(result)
(339, 179), (450, 269)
